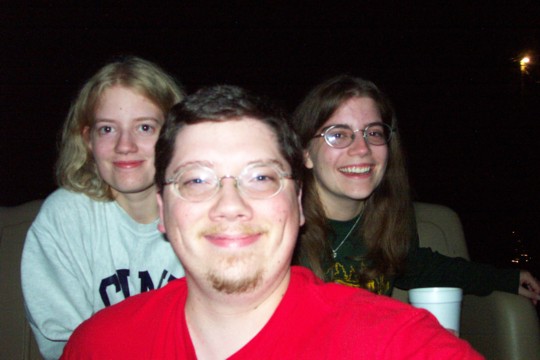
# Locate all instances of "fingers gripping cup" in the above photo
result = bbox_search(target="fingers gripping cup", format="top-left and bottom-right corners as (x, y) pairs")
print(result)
(409, 287), (463, 336)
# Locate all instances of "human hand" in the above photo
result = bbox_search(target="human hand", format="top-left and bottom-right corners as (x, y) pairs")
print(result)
(518, 270), (540, 305)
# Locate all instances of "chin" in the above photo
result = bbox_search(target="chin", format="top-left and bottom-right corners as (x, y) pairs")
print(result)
(344, 189), (375, 200)
(208, 270), (263, 294)
(115, 182), (155, 194)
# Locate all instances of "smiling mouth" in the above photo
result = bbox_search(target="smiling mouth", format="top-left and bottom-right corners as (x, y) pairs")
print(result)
(114, 161), (144, 169)
(339, 165), (372, 174)
(205, 233), (261, 248)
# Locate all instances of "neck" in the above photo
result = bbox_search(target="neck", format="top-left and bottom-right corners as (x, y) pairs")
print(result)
(113, 186), (159, 224)
(184, 270), (291, 359)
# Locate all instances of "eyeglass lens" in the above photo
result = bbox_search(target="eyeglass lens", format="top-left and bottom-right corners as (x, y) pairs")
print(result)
(172, 164), (286, 202)
(325, 124), (391, 148)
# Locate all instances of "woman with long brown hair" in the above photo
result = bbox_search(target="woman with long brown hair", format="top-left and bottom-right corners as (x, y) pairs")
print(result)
(292, 74), (540, 300)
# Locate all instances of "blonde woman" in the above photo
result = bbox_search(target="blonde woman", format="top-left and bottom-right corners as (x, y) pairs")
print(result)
(21, 56), (185, 359)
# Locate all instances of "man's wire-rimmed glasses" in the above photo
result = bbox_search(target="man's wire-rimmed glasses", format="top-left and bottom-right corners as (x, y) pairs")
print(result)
(313, 123), (393, 148)
(164, 162), (294, 202)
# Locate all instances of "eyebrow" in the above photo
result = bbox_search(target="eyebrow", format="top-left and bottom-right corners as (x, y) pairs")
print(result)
(324, 120), (384, 128)
(170, 159), (288, 176)
(366, 121), (385, 127)
(94, 116), (163, 124)
(170, 160), (214, 175)
(135, 117), (164, 123)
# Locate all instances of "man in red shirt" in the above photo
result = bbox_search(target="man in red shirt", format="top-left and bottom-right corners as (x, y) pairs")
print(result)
(61, 85), (483, 359)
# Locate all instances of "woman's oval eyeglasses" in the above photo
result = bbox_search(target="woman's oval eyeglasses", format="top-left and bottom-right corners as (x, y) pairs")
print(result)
(313, 123), (393, 148)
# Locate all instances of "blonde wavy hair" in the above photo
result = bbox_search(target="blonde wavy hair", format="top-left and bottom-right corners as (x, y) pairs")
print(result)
(55, 56), (185, 200)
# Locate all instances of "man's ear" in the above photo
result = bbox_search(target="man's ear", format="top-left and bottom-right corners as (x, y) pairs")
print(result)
(297, 188), (305, 227)
(157, 192), (166, 234)
(304, 150), (314, 169)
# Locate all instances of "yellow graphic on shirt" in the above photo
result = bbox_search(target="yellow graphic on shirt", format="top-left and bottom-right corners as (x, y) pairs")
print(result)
(328, 261), (391, 295)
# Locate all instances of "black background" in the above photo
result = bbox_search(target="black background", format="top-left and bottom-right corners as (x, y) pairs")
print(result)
(2, 2), (539, 277)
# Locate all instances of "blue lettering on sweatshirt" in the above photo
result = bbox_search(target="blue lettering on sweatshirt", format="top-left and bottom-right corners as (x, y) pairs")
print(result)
(99, 269), (177, 306)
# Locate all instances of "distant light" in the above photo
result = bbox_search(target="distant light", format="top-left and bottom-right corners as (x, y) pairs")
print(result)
(520, 56), (531, 74)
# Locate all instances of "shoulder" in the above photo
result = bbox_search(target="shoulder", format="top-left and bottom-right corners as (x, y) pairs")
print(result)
(96, 278), (187, 321)
(290, 266), (446, 334)
(289, 267), (480, 358)
(290, 266), (379, 303)
(64, 278), (188, 355)
(44, 187), (88, 203)
(35, 188), (116, 223)
(292, 266), (410, 310)
(39, 188), (97, 215)
(46, 187), (109, 207)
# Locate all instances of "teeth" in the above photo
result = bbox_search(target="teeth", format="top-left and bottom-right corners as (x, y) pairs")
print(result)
(339, 166), (371, 174)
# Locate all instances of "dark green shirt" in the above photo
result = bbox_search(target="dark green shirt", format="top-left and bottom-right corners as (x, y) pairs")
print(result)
(326, 218), (519, 296)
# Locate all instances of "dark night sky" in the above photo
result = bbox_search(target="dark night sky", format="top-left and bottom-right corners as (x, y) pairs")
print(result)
(2, 3), (539, 274)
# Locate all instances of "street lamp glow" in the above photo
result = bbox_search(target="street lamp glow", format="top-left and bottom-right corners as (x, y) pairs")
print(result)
(520, 56), (531, 74)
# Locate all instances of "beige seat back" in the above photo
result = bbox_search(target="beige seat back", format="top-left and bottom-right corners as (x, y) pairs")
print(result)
(0, 200), (43, 360)
(392, 202), (540, 360)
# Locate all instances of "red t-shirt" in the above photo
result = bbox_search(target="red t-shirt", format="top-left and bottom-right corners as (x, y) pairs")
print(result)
(61, 266), (483, 359)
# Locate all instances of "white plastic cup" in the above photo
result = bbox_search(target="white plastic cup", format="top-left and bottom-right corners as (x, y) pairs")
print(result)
(409, 287), (463, 336)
